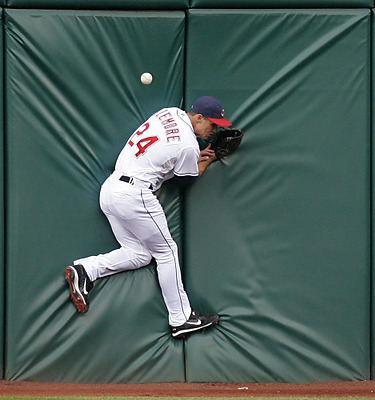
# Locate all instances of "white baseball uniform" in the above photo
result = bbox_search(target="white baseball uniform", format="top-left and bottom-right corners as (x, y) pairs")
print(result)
(74, 107), (200, 326)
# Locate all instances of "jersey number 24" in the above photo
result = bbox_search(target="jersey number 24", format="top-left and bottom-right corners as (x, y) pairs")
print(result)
(128, 122), (159, 157)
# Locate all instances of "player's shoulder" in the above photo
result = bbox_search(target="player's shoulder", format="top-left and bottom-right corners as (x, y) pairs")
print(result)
(151, 106), (180, 116)
(175, 108), (195, 133)
(155, 106), (189, 120)
(150, 106), (197, 147)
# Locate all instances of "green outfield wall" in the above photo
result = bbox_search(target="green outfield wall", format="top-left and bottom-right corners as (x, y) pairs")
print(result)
(3, 0), (374, 7)
(0, 0), (374, 384)
(185, 9), (370, 382)
(0, 9), (3, 380)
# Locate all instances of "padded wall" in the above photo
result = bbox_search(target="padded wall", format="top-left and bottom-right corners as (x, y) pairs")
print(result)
(5, 9), (186, 382)
(0, 9), (3, 380)
(191, 0), (373, 7)
(6, 0), (188, 8)
(185, 9), (370, 382)
(5, 0), (373, 7)
(372, 10), (375, 381)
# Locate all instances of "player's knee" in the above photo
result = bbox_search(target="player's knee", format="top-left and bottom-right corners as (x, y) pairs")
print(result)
(123, 248), (152, 269)
(136, 252), (152, 267)
(154, 243), (178, 264)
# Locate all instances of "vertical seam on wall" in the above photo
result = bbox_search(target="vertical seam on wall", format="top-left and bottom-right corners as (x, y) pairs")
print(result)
(182, 10), (187, 111)
(182, 9), (188, 384)
(1, 6), (6, 381)
(181, 11), (188, 283)
(370, 6), (373, 381)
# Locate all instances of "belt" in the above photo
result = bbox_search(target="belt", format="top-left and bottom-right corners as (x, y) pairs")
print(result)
(120, 175), (152, 190)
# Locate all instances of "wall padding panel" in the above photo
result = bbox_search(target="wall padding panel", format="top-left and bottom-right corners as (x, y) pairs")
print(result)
(372, 9), (375, 382)
(184, 9), (370, 382)
(6, 0), (188, 8)
(5, 9), (186, 382)
(4, 0), (374, 7)
(0, 8), (3, 380)
(190, 0), (373, 7)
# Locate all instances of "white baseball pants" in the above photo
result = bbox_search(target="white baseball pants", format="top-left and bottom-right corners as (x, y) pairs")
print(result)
(74, 172), (192, 327)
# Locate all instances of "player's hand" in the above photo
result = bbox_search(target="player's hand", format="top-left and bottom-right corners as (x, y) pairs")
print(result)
(198, 145), (216, 176)
(199, 144), (216, 163)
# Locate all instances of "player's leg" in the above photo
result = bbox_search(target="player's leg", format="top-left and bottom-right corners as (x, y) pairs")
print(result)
(73, 178), (153, 281)
(134, 190), (219, 336)
(74, 215), (152, 282)
(126, 189), (191, 326)
(66, 215), (151, 312)
(66, 178), (152, 312)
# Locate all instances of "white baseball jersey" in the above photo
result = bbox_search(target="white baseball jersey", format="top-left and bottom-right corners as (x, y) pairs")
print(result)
(75, 106), (198, 326)
(115, 107), (200, 191)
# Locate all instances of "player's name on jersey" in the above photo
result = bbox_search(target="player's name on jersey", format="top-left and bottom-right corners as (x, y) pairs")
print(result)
(155, 109), (181, 142)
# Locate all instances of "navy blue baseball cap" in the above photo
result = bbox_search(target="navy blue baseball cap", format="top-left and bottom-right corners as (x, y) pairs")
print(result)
(191, 96), (232, 127)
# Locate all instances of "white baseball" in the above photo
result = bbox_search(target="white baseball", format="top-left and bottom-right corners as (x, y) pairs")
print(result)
(141, 72), (153, 85)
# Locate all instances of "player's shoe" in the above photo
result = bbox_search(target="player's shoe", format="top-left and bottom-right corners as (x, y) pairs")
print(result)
(65, 264), (93, 313)
(171, 311), (219, 339)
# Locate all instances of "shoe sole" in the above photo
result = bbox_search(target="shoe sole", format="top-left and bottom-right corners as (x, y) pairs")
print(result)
(172, 316), (219, 338)
(65, 266), (88, 313)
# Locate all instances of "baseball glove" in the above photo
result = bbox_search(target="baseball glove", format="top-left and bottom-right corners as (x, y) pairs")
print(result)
(210, 128), (243, 160)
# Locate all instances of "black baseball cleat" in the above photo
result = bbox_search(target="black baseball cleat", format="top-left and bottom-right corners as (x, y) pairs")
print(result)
(65, 264), (93, 313)
(171, 311), (219, 339)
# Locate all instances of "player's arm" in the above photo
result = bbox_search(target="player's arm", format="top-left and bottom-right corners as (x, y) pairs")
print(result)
(173, 144), (215, 189)
(173, 146), (201, 188)
(172, 174), (199, 189)
(198, 144), (216, 176)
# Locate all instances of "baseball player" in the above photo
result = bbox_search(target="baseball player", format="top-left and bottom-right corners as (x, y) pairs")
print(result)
(65, 96), (232, 338)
